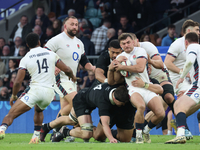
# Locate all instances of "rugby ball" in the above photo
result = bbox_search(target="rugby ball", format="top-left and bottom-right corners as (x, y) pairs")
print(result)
(120, 60), (132, 77)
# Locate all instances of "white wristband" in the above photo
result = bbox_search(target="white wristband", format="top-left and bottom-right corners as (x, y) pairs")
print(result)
(179, 69), (183, 75)
(104, 78), (108, 83)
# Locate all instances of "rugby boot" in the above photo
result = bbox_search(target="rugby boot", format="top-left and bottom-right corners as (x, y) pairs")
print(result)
(165, 136), (186, 144)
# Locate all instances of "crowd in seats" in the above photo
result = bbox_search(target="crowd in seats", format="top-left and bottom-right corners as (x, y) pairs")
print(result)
(0, 0), (199, 100)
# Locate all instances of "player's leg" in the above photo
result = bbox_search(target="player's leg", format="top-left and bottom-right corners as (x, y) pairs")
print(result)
(130, 92), (145, 143)
(93, 122), (107, 142)
(116, 128), (133, 142)
(0, 98), (31, 140)
(165, 93), (197, 144)
(167, 110), (173, 135)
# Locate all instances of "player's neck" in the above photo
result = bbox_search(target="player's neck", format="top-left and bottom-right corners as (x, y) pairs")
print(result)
(65, 32), (75, 39)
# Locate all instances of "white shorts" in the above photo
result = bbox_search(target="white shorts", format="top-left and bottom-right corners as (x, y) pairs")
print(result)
(185, 84), (200, 104)
(55, 80), (77, 98)
(128, 86), (158, 105)
(20, 86), (55, 110)
(174, 79), (191, 95)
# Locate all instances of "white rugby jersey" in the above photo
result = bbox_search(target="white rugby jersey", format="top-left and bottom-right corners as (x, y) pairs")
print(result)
(186, 43), (200, 86)
(45, 32), (85, 82)
(167, 36), (186, 83)
(19, 47), (60, 88)
(140, 42), (164, 78)
(117, 47), (150, 86)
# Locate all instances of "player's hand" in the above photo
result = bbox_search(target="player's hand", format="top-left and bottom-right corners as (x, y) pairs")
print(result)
(114, 62), (123, 71)
(70, 75), (79, 83)
(177, 90), (186, 99)
(10, 95), (18, 107)
(55, 67), (61, 76)
(110, 138), (118, 143)
(176, 78), (184, 89)
(109, 60), (118, 71)
(91, 65), (96, 73)
(147, 54), (152, 64)
(116, 56), (127, 63)
(132, 77), (144, 88)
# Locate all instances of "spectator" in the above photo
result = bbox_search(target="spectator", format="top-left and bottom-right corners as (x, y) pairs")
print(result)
(104, 28), (116, 51)
(0, 87), (10, 101)
(18, 46), (27, 57)
(0, 38), (6, 56)
(114, 15), (134, 34)
(76, 64), (88, 86)
(51, 0), (66, 17)
(80, 29), (95, 59)
(161, 24), (176, 46)
(48, 12), (56, 24)
(0, 57), (7, 76)
(132, 0), (153, 37)
(35, 18), (46, 33)
(81, 70), (95, 89)
(9, 15), (32, 43)
(150, 33), (162, 46)
(10, 36), (23, 56)
(0, 78), (3, 92)
(2, 45), (12, 57)
(43, 26), (54, 46)
(91, 19), (111, 54)
(7, 72), (17, 94)
(30, 6), (51, 31)
(117, 28), (123, 38)
(52, 19), (62, 36)
(57, 9), (76, 23)
(140, 33), (151, 42)
(3, 59), (18, 88)
(33, 25), (46, 47)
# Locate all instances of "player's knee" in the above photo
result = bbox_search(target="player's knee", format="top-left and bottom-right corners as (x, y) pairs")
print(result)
(137, 105), (146, 113)
(81, 123), (93, 139)
(93, 133), (106, 142)
(163, 93), (174, 103)
(158, 110), (165, 120)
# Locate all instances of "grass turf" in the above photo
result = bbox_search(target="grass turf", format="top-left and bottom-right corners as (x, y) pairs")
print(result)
(0, 134), (200, 150)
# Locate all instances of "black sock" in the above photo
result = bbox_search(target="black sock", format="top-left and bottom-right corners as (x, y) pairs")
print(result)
(43, 123), (52, 132)
(132, 129), (136, 138)
(63, 128), (70, 138)
(148, 121), (156, 129)
(136, 123), (144, 130)
(176, 112), (186, 128)
(34, 126), (41, 131)
(111, 129), (118, 139)
(143, 120), (148, 127)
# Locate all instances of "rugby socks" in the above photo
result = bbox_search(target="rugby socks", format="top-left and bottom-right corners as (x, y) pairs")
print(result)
(167, 130), (172, 135)
(136, 123), (143, 137)
(143, 120), (148, 127)
(176, 112), (186, 137)
(63, 128), (71, 138)
(32, 126), (41, 139)
(143, 121), (156, 134)
(0, 123), (8, 131)
(111, 129), (118, 139)
(43, 123), (53, 132)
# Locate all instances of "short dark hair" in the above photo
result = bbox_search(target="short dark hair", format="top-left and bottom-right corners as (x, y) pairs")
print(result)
(118, 33), (133, 43)
(182, 19), (196, 34)
(0, 37), (5, 43)
(63, 16), (77, 25)
(168, 24), (175, 29)
(109, 39), (121, 49)
(26, 33), (39, 48)
(114, 85), (129, 103)
(37, 6), (45, 11)
(185, 32), (199, 43)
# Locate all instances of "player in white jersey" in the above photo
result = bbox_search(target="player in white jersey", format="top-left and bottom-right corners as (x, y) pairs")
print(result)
(164, 19), (200, 139)
(165, 32), (200, 144)
(0, 33), (76, 143)
(108, 33), (165, 143)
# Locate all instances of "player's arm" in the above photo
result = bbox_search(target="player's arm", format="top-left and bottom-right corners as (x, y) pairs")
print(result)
(80, 54), (96, 72)
(164, 54), (181, 74)
(148, 55), (164, 69)
(56, 60), (77, 82)
(10, 69), (26, 106)
(107, 60), (124, 85)
(115, 57), (146, 73)
(100, 115), (118, 143)
(176, 52), (196, 88)
(95, 68), (107, 83)
(132, 77), (163, 95)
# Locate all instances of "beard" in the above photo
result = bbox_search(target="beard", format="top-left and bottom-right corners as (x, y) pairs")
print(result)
(67, 29), (77, 37)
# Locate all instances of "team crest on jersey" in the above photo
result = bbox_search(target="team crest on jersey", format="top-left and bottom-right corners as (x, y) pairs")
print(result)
(66, 44), (69, 47)
(77, 44), (80, 49)
(194, 93), (199, 98)
(69, 88), (72, 91)
(133, 55), (136, 59)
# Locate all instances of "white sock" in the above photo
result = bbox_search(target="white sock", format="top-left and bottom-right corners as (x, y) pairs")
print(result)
(167, 130), (172, 135)
(0, 125), (8, 132)
(136, 129), (142, 138)
(32, 130), (40, 139)
(177, 127), (185, 137)
(143, 125), (151, 134)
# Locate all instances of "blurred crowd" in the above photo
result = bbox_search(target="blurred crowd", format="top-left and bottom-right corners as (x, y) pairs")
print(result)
(0, 0), (199, 100)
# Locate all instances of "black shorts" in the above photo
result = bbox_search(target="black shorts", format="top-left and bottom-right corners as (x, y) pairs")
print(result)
(100, 102), (136, 130)
(73, 89), (95, 118)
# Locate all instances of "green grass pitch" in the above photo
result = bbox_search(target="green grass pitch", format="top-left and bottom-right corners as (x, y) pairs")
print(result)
(0, 134), (200, 150)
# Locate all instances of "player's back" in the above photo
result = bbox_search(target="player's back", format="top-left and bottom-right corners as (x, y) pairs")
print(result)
(19, 47), (59, 88)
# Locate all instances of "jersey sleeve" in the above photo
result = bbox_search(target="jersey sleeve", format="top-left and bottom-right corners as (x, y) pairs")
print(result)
(44, 37), (58, 52)
(141, 42), (160, 58)
(19, 57), (27, 70)
(53, 52), (61, 65)
(167, 40), (180, 58)
(136, 47), (147, 59)
(98, 102), (112, 116)
(96, 52), (109, 71)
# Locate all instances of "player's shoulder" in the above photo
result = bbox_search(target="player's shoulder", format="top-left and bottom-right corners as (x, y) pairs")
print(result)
(170, 36), (184, 47)
(188, 43), (200, 50)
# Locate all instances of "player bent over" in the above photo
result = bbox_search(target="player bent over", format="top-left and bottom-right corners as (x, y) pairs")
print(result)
(40, 83), (135, 143)
(165, 32), (200, 144)
(0, 33), (76, 143)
